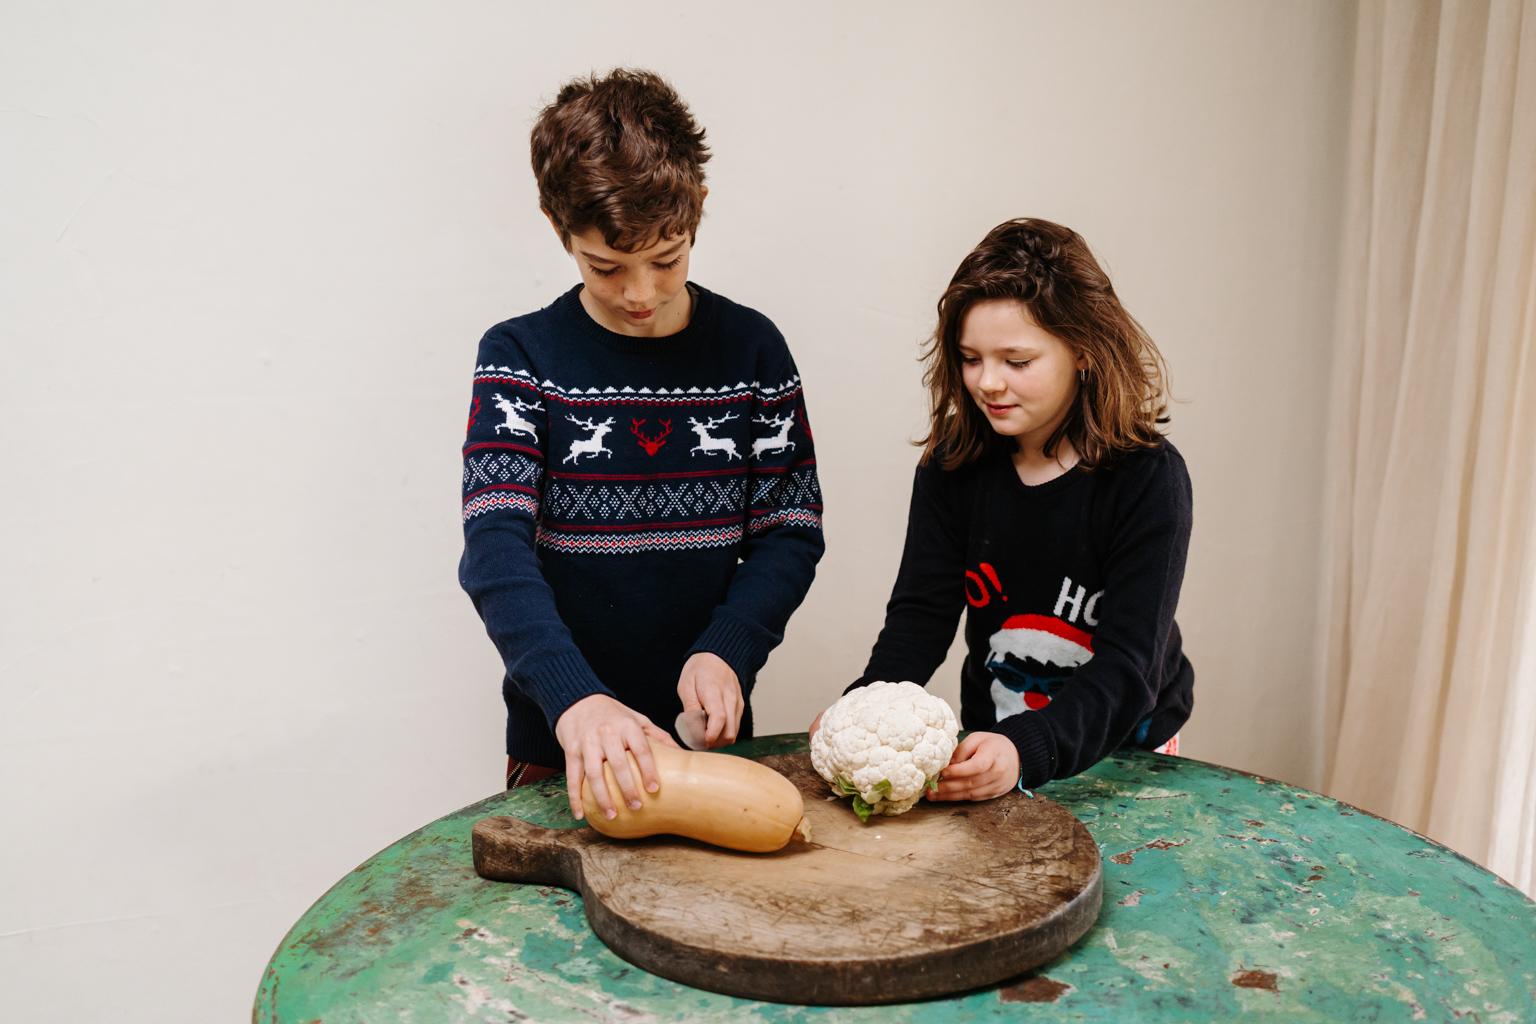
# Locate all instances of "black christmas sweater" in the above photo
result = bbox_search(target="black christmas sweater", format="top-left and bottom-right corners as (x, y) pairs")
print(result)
(459, 284), (824, 767)
(851, 440), (1193, 789)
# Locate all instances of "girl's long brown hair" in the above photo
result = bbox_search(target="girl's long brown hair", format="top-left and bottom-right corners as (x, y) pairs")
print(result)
(920, 218), (1170, 470)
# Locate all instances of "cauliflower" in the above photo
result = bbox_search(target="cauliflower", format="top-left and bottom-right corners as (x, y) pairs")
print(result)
(810, 680), (960, 821)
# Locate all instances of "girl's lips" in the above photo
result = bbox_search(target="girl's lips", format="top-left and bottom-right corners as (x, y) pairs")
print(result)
(985, 403), (1017, 415)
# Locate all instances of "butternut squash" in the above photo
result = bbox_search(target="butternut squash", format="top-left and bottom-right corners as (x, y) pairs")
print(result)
(581, 745), (812, 852)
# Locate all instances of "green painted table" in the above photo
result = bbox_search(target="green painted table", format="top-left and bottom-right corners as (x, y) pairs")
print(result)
(255, 735), (1536, 1022)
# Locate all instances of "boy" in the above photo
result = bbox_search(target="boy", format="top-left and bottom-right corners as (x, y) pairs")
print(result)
(459, 69), (824, 823)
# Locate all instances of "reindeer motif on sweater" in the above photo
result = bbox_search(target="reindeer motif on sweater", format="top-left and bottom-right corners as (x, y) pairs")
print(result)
(688, 413), (741, 461)
(491, 393), (542, 443)
(563, 415), (615, 465)
(752, 414), (796, 459)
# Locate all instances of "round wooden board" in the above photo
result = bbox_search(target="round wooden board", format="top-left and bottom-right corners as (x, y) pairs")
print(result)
(472, 752), (1101, 1005)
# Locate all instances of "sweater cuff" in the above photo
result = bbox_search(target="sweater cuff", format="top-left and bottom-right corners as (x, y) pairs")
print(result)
(688, 610), (776, 695)
(995, 712), (1058, 790)
(518, 650), (613, 731)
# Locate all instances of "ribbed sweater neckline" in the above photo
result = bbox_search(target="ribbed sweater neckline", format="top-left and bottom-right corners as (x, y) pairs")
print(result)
(552, 283), (716, 358)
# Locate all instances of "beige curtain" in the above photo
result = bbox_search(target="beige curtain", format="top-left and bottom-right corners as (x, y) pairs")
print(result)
(1322, 0), (1536, 894)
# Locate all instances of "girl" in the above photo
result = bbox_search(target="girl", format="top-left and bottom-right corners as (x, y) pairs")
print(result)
(818, 218), (1193, 800)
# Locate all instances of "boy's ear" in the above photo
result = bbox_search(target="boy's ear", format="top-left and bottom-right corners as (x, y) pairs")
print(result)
(689, 188), (709, 245)
(542, 208), (571, 251)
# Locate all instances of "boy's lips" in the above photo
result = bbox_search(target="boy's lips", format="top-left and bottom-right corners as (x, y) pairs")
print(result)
(625, 308), (654, 320)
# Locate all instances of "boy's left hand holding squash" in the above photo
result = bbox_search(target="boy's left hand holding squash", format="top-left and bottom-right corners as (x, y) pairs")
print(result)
(555, 695), (678, 822)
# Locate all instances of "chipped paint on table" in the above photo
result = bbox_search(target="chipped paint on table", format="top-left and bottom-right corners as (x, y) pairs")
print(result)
(254, 736), (1536, 1022)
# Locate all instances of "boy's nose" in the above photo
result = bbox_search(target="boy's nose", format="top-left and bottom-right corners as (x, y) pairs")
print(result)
(624, 275), (656, 306)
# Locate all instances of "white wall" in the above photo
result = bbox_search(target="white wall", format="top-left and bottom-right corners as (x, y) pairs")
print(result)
(0, 2), (1354, 1019)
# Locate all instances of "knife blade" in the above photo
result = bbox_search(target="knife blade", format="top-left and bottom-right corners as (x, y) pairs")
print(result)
(674, 708), (710, 751)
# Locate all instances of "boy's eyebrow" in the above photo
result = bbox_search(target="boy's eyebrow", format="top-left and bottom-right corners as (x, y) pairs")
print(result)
(578, 240), (687, 264)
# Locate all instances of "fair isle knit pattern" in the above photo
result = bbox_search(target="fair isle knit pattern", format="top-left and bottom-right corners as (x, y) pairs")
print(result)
(750, 507), (822, 532)
(471, 364), (806, 405)
(459, 282), (827, 768)
(537, 522), (746, 555)
(463, 370), (822, 555)
(463, 489), (540, 520)
(462, 442), (542, 522)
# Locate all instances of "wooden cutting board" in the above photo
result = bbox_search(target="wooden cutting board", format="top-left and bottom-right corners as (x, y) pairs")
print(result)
(472, 752), (1101, 1005)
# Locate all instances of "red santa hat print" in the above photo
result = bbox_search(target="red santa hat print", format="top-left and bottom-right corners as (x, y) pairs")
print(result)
(987, 614), (1095, 717)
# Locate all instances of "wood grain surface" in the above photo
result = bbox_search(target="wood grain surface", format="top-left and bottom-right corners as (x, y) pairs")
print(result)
(472, 752), (1101, 1004)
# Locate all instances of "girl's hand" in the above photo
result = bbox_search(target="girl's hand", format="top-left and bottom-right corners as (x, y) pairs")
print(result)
(677, 652), (744, 749)
(554, 694), (678, 821)
(927, 731), (1021, 802)
(807, 708), (825, 740)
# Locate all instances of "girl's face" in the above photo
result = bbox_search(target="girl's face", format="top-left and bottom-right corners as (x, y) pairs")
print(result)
(958, 299), (1087, 455)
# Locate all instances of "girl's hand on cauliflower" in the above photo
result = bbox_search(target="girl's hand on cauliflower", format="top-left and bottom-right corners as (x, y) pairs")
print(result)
(927, 731), (1021, 802)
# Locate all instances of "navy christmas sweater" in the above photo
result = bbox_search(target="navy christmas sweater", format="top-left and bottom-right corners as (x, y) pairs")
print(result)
(459, 284), (825, 767)
(851, 441), (1193, 790)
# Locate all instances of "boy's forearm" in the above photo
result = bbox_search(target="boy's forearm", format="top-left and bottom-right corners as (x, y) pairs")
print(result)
(687, 523), (824, 691)
(461, 518), (614, 727)
(691, 355), (824, 688)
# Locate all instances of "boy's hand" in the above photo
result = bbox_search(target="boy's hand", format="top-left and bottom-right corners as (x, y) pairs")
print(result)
(806, 709), (825, 740)
(677, 652), (744, 749)
(554, 694), (677, 821)
(927, 731), (1021, 802)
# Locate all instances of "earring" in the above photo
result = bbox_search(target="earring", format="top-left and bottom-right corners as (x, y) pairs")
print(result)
(1078, 368), (1086, 383)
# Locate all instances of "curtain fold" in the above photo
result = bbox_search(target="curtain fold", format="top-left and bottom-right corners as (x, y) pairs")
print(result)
(1322, 0), (1536, 895)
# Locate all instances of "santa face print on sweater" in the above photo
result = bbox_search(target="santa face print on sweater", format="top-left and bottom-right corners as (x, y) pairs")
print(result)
(986, 613), (1095, 718)
(981, 571), (1166, 749)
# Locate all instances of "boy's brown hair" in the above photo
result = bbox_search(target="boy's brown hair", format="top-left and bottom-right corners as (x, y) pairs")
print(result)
(920, 218), (1171, 471)
(530, 68), (710, 252)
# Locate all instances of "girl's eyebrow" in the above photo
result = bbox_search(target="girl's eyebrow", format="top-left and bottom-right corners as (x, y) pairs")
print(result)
(959, 345), (1039, 356)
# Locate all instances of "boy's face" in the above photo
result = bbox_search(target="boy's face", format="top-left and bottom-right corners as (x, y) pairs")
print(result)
(560, 224), (694, 338)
